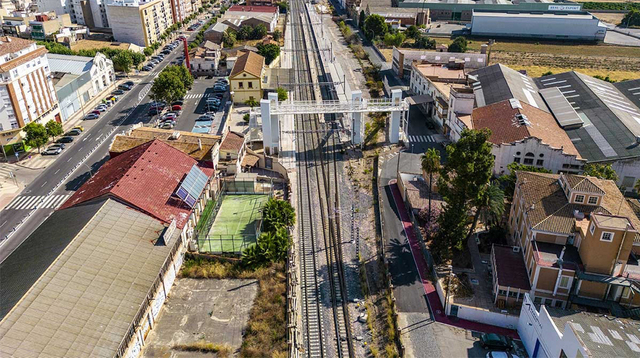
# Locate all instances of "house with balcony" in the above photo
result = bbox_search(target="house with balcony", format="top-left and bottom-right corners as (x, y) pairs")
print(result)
(495, 171), (640, 317)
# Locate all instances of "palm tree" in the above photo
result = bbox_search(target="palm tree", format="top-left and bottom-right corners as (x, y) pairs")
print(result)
(421, 148), (441, 221)
(466, 182), (505, 240)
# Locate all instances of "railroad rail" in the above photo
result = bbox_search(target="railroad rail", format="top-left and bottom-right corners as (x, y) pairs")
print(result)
(291, 0), (354, 356)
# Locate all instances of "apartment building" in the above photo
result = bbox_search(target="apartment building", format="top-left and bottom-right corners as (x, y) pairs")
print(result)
(106, 0), (174, 47)
(0, 36), (60, 133)
(36, 0), (109, 28)
(496, 171), (640, 316)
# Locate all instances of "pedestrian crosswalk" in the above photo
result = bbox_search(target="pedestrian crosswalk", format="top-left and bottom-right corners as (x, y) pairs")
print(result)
(408, 134), (436, 143)
(185, 93), (211, 99)
(4, 194), (71, 210)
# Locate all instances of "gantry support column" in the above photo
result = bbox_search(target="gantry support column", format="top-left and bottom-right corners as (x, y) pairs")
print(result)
(390, 89), (402, 144)
(351, 90), (363, 145)
(261, 92), (281, 155)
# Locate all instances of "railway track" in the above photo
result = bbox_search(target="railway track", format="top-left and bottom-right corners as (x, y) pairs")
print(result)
(290, 0), (354, 356)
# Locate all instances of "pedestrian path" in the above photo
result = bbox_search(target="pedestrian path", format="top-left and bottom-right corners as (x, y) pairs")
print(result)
(388, 181), (520, 339)
(0, 164), (20, 194)
(408, 134), (436, 143)
(4, 194), (70, 210)
(13, 154), (57, 170)
(185, 93), (211, 99)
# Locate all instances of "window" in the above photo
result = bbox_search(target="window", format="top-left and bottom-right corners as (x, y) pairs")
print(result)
(539, 154), (544, 157)
(525, 152), (535, 157)
(588, 196), (598, 205)
(238, 82), (243, 89)
(554, 300), (563, 308)
(514, 157), (521, 163)
(524, 158), (534, 165)
(536, 159), (544, 166)
(601, 231), (614, 242)
(498, 289), (507, 296)
(623, 287), (631, 299)
(575, 195), (585, 203)
(248, 82), (253, 89)
(590, 222), (595, 235)
(559, 276), (571, 289)
(534, 297), (542, 304)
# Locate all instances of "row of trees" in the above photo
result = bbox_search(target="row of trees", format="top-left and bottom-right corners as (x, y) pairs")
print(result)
(149, 65), (194, 105)
(243, 198), (296, 267)
(22, 120), (64, 153)
(37, 41), (146, 72)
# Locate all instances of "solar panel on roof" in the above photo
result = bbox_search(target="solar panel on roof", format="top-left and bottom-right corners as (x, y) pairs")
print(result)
(175, 165), (208, 208)
(539, 87), (584, 128)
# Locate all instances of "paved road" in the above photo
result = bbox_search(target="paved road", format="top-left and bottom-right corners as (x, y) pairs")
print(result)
(0, 31), (198, 262)
(174, 78), (230, 135)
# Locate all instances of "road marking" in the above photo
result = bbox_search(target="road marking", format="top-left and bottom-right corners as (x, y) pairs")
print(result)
(41, 181), (47, 188)
(5, 194), (71, 210)
(0, 221), (6, 228)
(67, 157), (72, 162)
(95, 134), (103, 142)
(54, 169), (60, 174)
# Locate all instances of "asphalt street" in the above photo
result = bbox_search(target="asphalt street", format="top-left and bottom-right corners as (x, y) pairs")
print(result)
(0, 29), (201, 262)
(173, 78), (230, 134)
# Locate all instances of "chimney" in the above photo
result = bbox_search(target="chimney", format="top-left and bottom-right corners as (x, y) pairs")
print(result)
(198, 138), (202, 150)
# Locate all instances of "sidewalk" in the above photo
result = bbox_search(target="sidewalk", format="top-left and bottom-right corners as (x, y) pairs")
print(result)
(388, 180), (520, 339)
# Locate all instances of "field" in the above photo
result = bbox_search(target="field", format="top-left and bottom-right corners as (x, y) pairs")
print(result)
(379, 37), (640, 82)
(199, 194), (269, 253)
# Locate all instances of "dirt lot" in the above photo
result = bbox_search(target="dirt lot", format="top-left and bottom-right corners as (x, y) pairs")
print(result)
(592, 11), (626, 24)
(142, 279), (258, 357)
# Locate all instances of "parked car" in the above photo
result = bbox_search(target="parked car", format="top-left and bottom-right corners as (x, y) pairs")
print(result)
(124, 81), (134, 87)
(42, 146), (62, 155)
(56, 136), (74, 143)
(196, 115), (213, 121)
(480, 334), (513, 351)
(213, 85), (227, 93)
(142, 65), (153, 71)
(171, 104), (182, 111)
(159, 122), (174, 129)
(90, 110), (101, 115)
(95, 106), (107, 112)
(112, 89), (125, 95)
(171, 100), (184, 106)
(118, 85), (131, 91)
(216, 79), (228, 85)
(162, 113), (177, 120)
(160, 119), (176, 126)
(486, 352), (521, 358)
(50, 143), (65, 150)
(72, 126), (84, 132)
(84, 113), (99, 120)
(66, 129), (82, 136)
(148, 108), (160, 115)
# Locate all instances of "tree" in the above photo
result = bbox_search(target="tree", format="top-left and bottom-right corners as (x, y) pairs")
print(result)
(245, 98), (259, 108)
(273, 29), (282, 41)
(276, 87), (288, 101)
(150, 71), (186, 104)
(262, 197), (296, 232)
(421, 148), (440, 222)
(467, 182), (505, 240)
(383, 32), (405, 47)
(242, 227), (291, 267)
(252, 24), (267, 39)
(143, 47), (153, 56)
(243, 113), (250, 122)
(257, 43), (280, 65)
(414, 35), (435, 49)
(359, 10), (366, 28)
(448, 36), (468, 53)
(45, 120), (63, 141)
(237, 25), (253, 40)
(435, 129), (494, 260)
(622, 9), (640, 27)
(164, 65), (193, 89)
(276, 1), (288, 13)
(112, 51), (133, 72)
(498, 162), (552, 199)
(582, 163), (619, 182)
(405, 25), (420, 39)
(23, 122), (48, 153)
(363, 14), (387, 40)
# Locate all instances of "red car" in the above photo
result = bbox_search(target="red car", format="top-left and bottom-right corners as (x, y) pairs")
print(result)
(90, 110), (101, 115)
(172, 105), (182, 111)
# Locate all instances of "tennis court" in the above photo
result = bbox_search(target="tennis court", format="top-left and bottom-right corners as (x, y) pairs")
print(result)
(199, 194), (269, 253)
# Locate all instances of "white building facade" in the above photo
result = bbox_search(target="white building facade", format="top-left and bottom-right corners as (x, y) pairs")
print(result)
(36, 0), (110, 28)
(0, 37), (60, 133)
(106, 0), (174, 47)
(492, 137), (587, 176)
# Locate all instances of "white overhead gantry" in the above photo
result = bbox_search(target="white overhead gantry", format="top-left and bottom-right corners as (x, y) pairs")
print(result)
(260, 89), (409, 154)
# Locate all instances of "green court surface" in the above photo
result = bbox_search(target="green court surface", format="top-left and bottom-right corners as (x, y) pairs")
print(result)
(199, 194), (269, 253)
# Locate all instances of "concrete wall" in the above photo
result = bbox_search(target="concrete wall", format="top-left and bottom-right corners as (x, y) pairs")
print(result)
(471, 13), (605, 41)
(451, 303), (519, 329)
(106, 5), (146, 46)
(492, 137), (586, 176)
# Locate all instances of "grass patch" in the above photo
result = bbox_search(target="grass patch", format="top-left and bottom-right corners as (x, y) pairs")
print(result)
(181, 255), (274, 279)
(511, 65), (637, 82)
(172, 341), (231, 357)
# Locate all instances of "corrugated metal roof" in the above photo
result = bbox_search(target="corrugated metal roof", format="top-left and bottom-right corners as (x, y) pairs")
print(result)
(47, 53), (94, 75)
(0, 199), (176, 358)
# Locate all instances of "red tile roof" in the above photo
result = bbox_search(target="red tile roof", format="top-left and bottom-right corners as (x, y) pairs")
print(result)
(60, 140), (213, 228)
(471, 99), (580, 157)
(228, 5), (278, 13)
(492, 245), (531, 291)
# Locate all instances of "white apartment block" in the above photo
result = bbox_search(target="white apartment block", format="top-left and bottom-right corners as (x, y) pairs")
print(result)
(106, 0), (174, 47)
(0, 36), (60, 133)
(36, 0), (109, 28)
